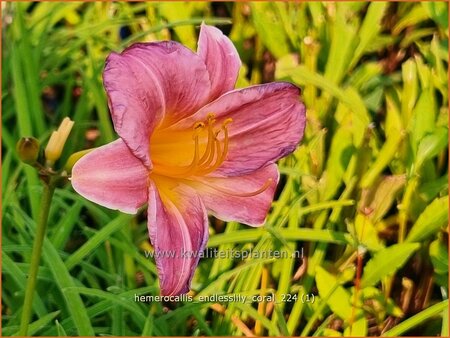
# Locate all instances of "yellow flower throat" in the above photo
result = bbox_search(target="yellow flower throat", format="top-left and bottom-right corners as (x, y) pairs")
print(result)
(151, 113), (273, 198)
(153, 114), (231, 178)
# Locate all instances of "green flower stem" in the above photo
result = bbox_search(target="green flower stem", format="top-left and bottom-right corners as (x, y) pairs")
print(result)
(19, 179), (56, 336)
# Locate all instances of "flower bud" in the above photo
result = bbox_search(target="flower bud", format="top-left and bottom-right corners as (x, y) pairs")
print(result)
(64, 148), (94, 173)
(44, 117), (74, 165)
(16, 137), (40, 164)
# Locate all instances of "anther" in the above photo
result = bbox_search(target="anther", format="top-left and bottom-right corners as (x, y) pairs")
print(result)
(223, 118), (233, 126)
(153, 113), (234, 178)
(193, 121), (205, 130)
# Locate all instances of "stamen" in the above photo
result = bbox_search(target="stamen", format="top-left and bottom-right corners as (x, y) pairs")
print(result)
(193, 121), (205, 130)
(201, 119), (231, 174)
(223, 118), (233, 126)
(198, 116), (216, 164)
(202, 178), (274, 197)
(199, 134), (219, 170)
(153, 114), (234, 178)
(177, 123), (204, 175)
(186, 135), (200, 170)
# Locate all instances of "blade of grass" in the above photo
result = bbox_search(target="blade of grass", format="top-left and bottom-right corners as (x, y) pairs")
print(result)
(233, 301), (281, 336)
(2, 252), (48, 317)
(349, 2), (387, 69)
(10, 41), (40, 219)
(64, 214), (132, 270)
(42, 237), (94, 335)
(49, 201), (82, 249)
(9, 311), (61, 336)
(66, 287), (147, 325)
(382, 300), (448, 336)
(208, 228), (353, 247)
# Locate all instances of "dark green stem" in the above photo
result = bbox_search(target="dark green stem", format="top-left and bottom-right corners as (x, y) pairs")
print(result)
(19, 181), (56, 335)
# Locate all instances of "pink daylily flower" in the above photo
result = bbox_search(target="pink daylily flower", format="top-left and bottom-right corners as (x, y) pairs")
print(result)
(71, 23), (306, 296)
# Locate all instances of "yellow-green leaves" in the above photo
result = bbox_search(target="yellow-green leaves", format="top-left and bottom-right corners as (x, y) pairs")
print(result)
(251, 3), (290, 59)
(415, 127), (448, 172)
(429, 238), (448, 287)
(406, 196), (449, 243)
(360, 130), (404, 188)
(361, 243), (420, 288)
(359, 175), (406, 223)
(315, 267), (368, 336)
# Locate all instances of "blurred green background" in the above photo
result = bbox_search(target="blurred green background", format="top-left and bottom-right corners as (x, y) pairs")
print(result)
(2, 2), (449, 336)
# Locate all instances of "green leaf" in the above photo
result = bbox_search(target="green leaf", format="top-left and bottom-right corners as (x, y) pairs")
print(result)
(50, 201), (82, 250)
(8, 311), (60, 336)
(393, 5), (429, 35)
(429, 239), (448, 276)
(343, 317), (368, 337)
(275, 64), (370, 146)
(315, 266), (352, 319)
(349, 2), (387, 69)
(401, 59), (418, 125)
(321, 125), (354, 200)
(324, 4), (357, 84)
(353, 213), (384, 252)
(406, 196), (449, 243)
(382, 300), (448, 336)
(208, 228), (353, 247)
(385, 92), (403, 139)
(273, 304), (290, 336)
(410, 89), (437, 153)
(55, 320), (68, 336)
(360, 129), (404, 188)
(360, 175), (406, 223)
(251, 3), (290, 58)
(232, 302), (281, 336)
(418, 174), (448, 202)
(322, 328), (342, 336)
(2, 252), (48, 317)
(65, 213), (132, 270)
(158, 2), (198, 50)
(422, 2), (448, 29)
(42, 238), (94, 335)
(415, 127), (448, 171)
(10, 41), (40, 219)
(361, 243), (420, 287)
(442, 305), (449, 337)
(66, 287), (147, 324)
(315, 267), (368, 335)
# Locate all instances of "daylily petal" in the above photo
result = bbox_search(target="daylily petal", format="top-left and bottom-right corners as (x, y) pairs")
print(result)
(103, 41), (211, 165)
(198, 23), (241, 100)
(171, 82), (306, 176)
(148, 179), (208, 296)
(71, 139), (148, 214)
(192, 164), (279, 226)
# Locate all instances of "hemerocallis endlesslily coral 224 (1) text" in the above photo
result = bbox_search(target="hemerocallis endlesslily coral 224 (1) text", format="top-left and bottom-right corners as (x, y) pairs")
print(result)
(71, 23), (306, 296)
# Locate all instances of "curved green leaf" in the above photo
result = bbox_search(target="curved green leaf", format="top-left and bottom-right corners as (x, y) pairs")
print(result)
(406, 196), (449, 243)
(361, 243), (420, 287)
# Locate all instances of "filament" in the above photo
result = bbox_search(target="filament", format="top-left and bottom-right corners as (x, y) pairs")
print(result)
(152, 114), (233, 178)
(200, 178), (274, 197)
